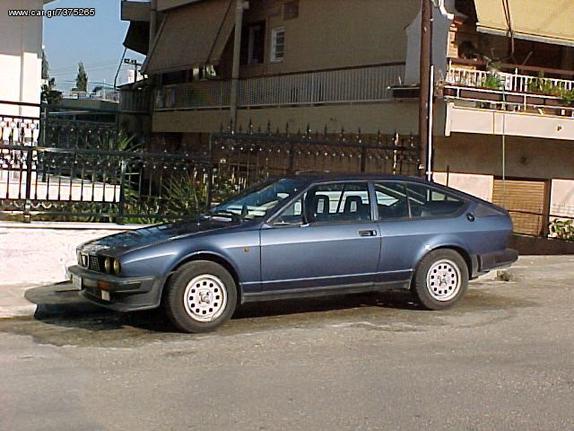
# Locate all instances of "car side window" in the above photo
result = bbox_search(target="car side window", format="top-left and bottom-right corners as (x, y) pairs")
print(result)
(273, 196), (304, 225)
(274, 182), (371, 224)
(407, 183), (465, 218)
(374, 182), (409, 220)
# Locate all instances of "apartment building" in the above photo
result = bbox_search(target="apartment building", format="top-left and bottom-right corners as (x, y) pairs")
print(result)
(0, 0), (53, 141)
(120, 0), (574, 236)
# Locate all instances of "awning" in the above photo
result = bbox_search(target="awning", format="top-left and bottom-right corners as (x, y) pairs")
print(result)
(123, 21), (150, 55)
(474, 0), (574, 47)
(143, 0), (234, 74)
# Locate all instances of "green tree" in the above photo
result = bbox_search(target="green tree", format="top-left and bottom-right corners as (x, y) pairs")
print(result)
(40, 50), (62, 104)
(41, 49), (49, 80)
(74, 62), (88, 92)
(41, 77), (62, 105)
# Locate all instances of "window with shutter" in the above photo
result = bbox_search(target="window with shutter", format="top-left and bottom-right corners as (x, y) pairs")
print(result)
(270, 27), (285, 63)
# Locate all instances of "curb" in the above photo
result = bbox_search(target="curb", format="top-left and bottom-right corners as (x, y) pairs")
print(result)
(0, 282), (103, 320)
(0, 221), (147, 230)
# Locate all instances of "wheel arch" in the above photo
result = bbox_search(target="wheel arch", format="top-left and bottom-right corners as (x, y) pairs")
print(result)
(413, 245), (474, 283)
(163, 252), (243, 303)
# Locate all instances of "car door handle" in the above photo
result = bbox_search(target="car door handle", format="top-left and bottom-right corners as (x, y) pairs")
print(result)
(358, 229), (377, 237)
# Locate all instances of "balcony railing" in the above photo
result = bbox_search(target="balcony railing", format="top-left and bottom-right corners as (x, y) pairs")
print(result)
(156, 80), (231, 110)
(444, 66), (574, 115)
(446, 66), (574, 93)
(119, 88), (152, 114)
(154, 63), (405, 111)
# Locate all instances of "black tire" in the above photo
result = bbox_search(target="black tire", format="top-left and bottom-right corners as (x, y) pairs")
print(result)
(164, 260), (238, 333)
(412, 249), (469, 310)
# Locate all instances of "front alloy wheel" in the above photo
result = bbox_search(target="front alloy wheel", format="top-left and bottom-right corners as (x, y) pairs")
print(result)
(164, 261), (237, 333)
(183, 274), (228, 322)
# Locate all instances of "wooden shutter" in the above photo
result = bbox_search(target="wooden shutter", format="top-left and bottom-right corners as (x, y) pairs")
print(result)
(492, 179), (548, 236)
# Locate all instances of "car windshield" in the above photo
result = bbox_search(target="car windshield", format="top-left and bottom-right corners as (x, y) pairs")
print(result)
(210, 178), (304, 220)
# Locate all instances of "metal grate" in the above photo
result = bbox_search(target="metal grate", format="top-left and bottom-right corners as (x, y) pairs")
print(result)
(88, 255), (101, 272)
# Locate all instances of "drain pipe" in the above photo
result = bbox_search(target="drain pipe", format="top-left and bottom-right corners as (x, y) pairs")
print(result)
(427, 64), (435, 181)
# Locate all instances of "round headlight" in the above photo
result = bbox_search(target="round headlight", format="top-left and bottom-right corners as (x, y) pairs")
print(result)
(113, 259), (121, 275)
(104, 257), (112, 273)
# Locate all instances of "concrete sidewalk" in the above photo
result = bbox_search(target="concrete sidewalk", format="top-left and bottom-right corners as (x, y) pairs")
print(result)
(0, 221), (142, 285)
(2, 255), (571, 320)
(0, 282), (103, 319)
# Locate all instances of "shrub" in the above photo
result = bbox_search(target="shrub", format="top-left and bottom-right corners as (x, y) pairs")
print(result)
(549, 219), (574, 241)
(482, 73), (502, 90)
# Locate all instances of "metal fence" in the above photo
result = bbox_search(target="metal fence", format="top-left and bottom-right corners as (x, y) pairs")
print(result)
(209, 125), (420, 191)
(0, 144), (211, 223)
(1, 120), (419, 223)
(0, 114), (40, 146)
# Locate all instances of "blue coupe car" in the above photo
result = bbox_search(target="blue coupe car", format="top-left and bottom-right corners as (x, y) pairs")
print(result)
(68, 174), (518, 333)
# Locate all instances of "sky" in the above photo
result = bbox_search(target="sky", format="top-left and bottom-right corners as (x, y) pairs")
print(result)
(43, 0), (145, 93)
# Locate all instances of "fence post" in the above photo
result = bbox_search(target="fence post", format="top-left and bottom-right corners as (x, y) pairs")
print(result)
(288, 142), (295, 174)
(206, 135), (214, 208)
(360, 143), (367, 173)
(23, 146), (34, 223)
(358, 129), (367, 173)
(40, 104), (48, 147)
(117, 159), (127, 224)
(40, 105), (48, 182)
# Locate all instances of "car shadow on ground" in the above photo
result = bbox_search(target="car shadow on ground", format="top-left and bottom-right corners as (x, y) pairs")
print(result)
(22, 283), (423, 334)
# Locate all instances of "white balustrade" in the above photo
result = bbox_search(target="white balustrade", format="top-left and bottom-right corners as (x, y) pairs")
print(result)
(154, 64), (405, 110)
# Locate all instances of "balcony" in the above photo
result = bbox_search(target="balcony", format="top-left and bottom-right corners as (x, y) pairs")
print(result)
(154, 63), (406, 111)
(119, 87), (152, 114)
(442, 65), (574, 140)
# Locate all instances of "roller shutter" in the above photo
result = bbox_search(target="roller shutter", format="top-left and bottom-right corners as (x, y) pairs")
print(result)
(492, 178), (548, 236)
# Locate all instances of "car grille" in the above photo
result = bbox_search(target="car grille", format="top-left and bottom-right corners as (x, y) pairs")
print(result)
(79, 253), (105, 273)
(88, 255), (101, 272)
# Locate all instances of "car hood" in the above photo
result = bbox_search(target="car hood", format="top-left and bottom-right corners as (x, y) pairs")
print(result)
(80, 218), (244, 255)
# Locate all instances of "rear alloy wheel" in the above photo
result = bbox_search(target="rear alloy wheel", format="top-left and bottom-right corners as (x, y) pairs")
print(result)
(412, 249), (469, 310)
(164, 261), (237, 333)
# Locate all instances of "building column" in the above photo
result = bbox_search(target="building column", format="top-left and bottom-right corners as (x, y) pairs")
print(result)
(230, 0), (247, 130)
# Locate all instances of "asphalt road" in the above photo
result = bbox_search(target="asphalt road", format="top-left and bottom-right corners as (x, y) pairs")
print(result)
(0, 256), (573, 431)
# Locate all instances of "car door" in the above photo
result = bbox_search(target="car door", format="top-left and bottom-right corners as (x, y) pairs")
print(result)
(259, 181), (381, 292)
(374, 181), (468, 281)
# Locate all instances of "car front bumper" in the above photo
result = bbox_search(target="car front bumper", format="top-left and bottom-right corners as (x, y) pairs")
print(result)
(478, 248), (519, 273)
(67, 265), (164, 312)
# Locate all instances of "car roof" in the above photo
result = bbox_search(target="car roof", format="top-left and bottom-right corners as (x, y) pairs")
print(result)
(279, 172), (490, 205)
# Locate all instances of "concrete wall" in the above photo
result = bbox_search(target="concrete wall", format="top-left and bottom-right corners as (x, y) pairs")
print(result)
(0, 0), (44, 117)
(236, 0), (419, 77)
(433, 172), (494, 202)
(432, 133), (574, 219)
(153, 100), (423, 135)
(0, 223), (142, 286)
(434, 133), (574, 180)
(446, 104), (574, 142)
(550, 179), (574, 216)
